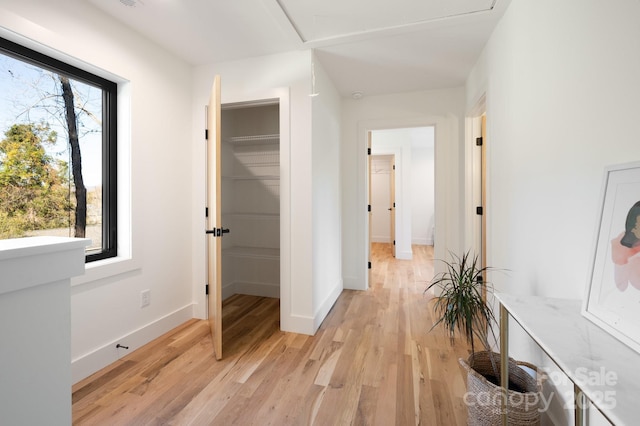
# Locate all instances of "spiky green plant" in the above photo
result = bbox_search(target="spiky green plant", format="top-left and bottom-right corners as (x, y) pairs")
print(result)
(425, 251), (496, 355)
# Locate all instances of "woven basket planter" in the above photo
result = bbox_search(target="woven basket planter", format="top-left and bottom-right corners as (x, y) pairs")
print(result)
(459, 351), (545, 426)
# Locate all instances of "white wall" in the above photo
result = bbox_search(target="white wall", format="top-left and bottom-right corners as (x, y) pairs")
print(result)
(191, 50), (342, 335)
(466, 1), (640, 424)
(0, 0), (195, 382)
(341, 89), (465, 290)
(311, 54), (343, 330)
(411, 144), (435, 246)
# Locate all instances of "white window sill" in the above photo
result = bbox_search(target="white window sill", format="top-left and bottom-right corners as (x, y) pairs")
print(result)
(71, 255), (141, 287)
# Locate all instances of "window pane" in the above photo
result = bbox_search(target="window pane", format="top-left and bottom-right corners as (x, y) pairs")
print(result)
(0, 39), (116, 261)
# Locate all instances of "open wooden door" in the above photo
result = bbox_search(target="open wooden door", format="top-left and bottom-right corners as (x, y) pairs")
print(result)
(390, 156), (396, 257)
(206, 76), (222, 360)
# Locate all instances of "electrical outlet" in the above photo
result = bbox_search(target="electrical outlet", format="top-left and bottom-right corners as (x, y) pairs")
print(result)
(140, 289), (151, 308)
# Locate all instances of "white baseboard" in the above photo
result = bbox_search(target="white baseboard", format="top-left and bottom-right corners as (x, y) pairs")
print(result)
(396, 249), (412, 260)
(280, 279), (342, 335)
(313, 279), (342, 333)
(222, 281), (235, 301)
(372, 236), (391, 243)
(71, 304), (194, 384)
(412, 238), (433, 246)
(235, 281), (280, 298)
(343, 275), (364, 291)
(222, 281), (280, 300)
(281, 313), (315, 335)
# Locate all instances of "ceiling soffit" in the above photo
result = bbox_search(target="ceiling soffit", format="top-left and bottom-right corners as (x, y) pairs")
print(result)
(275, 0), (497, 44)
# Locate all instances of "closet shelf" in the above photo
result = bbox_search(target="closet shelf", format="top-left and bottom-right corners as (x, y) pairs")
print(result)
(224, 134), (279, 145)
(223, 246), (280, 259)
(222, 175), (280, 181)
(222, 212), (280, 218)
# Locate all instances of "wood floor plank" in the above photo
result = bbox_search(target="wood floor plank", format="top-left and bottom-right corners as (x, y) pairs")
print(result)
(353, 384), (378, 426)
(252, 339), (321, 425)
(373, 362), (398, 426)
(230, 340), (308, 424)
(72, 243), (471, 425)
(396, 353), (416, 425)
(164, 356), (239, 425)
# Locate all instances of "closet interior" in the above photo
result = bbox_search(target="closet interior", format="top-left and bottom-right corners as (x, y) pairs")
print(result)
(220, 101), (280, 301)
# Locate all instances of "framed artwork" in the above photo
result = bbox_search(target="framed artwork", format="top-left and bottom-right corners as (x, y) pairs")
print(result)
(583, 161), (640, 353)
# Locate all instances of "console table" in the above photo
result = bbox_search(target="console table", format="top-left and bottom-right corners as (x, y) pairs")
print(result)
(496, 293), (637, 426)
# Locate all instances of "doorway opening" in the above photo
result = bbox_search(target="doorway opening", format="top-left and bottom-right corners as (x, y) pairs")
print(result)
(368, 126), (435, 284)
(206, 92), (283, 360)
(220, 101), (282, 357)
(220, 101), (281, 301)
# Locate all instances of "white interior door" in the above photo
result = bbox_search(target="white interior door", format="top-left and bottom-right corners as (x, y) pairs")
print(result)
(206, 75), (222, 360)
(390, 156), (396, 257)
(480, 115), (487, 295)
(367, 132), (372, 286)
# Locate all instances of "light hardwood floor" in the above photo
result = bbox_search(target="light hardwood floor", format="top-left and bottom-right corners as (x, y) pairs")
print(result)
(72, 243), (471, 425)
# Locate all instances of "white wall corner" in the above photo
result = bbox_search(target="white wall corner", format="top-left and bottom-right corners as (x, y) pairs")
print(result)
(372, 236), (391, 243)
(413, 238), (433, 245)
(222, 282), (236, 301)
(342, 275), (363, 291)
(71, 304), (194, 384)
(282, 278), (342, 335)
(281, 313), (316, 335)
(313, 279), (343, 333)
(234, 282), (280, 299)
(396, 249), (413, 260)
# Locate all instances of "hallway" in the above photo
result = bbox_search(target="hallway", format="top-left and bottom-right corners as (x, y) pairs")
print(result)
(72, 243), (470, 425)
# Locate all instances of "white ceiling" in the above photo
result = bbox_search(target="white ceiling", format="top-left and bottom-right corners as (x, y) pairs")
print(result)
(86, 0), (510, 97)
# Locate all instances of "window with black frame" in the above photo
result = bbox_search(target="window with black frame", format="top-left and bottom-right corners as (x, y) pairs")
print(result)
(0, 37), (117, 262)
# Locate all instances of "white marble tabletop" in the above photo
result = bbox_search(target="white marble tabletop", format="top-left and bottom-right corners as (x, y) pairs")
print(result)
(496, 293), (639, 425)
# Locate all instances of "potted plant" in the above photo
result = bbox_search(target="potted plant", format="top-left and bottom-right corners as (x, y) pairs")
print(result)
(426, 251), (543, 426)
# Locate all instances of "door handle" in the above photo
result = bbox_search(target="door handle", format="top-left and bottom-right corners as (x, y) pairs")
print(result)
(205, 228), (231, 237)
(388, 208), (392, 211)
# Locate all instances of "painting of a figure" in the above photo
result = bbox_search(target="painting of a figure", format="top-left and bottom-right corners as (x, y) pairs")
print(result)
(611, 201), (640, 291)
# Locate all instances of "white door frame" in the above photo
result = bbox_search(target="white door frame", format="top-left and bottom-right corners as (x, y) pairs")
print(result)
(464, 95), (487, 266)
(357, 115), (457, 290)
